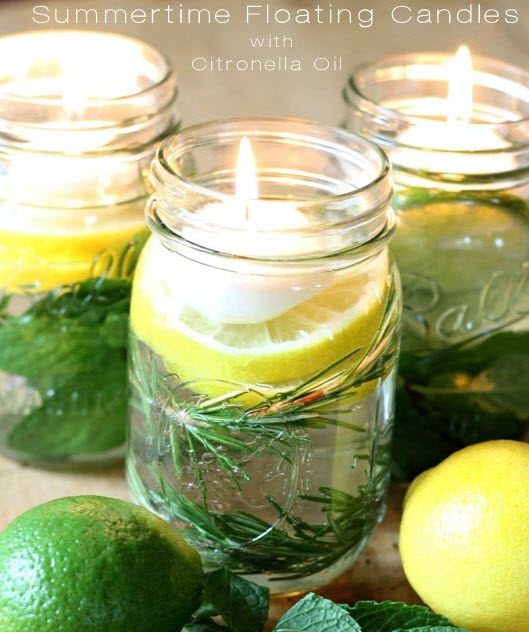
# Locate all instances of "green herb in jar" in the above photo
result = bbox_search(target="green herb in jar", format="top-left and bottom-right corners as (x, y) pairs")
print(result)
(0, 277), (131, 462)
(391, 189), (529, 480)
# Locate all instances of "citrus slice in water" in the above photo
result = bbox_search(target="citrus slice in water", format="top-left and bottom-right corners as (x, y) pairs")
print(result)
(392, 202), (529, 293)
(0, 218), (146, 292)
(131, 236), (389, 389)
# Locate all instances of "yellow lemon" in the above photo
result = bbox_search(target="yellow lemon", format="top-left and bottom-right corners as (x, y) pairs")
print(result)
(403, 467), (432, 505)
(131, 236), (390, 393)
(400, 440), (529, 632)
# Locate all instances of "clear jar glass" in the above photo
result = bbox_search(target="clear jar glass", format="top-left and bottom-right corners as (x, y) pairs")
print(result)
(127, 118), (401, 594)
(0, 31), (179, 467)
(344, 53), (529, 480)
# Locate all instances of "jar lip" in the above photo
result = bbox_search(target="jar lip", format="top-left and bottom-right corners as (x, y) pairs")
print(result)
(0, 95), (181, 155)
(147, 197), (396, 266)
(151, 117), (394, 261)
(346, 51), (529, 136)
(0, 29), (176, 109)
(156, 116), (392, 206)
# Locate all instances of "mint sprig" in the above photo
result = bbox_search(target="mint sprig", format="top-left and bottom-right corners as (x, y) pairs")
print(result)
(276, 593), (361, 632)
(185, 573), (470, 632)
(393, 329), (529, 480)
(0, 277), (131, 458)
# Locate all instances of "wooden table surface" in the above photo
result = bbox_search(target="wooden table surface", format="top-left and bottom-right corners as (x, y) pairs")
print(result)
(1, 0), (529, 615)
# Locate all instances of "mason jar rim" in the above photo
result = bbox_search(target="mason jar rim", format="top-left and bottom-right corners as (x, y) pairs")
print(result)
(155, 116), (392, 206)
(345, 51), (529, 142)
(0, 104), (180, 157)
(0, 30), (180, 154)
(149, 117), (394, 263)
(0, 30), (175, 110)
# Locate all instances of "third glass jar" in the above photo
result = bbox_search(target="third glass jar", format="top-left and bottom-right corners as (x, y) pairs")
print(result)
(344, 52), (529, 479)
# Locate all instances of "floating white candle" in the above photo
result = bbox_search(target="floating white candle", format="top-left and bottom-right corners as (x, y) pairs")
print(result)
(157, 136), (333, 324)
(0, 32), (153, 234)
(394, 46), (517, 174)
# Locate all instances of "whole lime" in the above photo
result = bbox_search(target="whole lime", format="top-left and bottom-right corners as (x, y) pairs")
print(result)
(0, 495), (204, 632)
(400, 440), (529, 632)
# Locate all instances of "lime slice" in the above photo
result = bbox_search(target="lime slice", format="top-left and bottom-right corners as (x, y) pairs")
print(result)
(392, 202), (529, 293)
(0, 219), (146, 292)
(131, 236), (389, 389)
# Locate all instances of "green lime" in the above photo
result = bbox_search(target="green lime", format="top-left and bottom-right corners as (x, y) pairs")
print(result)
(392, 202), (529, 293)
(0, 496), (204, 632)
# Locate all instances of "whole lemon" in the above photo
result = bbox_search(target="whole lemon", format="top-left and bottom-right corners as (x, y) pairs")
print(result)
(400, 440), (529, 632)
(0, 496), (204, 632)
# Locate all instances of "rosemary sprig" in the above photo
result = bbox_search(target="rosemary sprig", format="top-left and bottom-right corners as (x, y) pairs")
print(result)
(128, 280), (400, 579)
(129, 474), (389, 579)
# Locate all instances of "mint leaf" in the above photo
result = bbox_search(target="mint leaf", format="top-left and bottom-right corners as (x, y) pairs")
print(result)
(275, 593), (361, 632)
(341, 601), (451, 631)
(185, 622), (233, 632)
(194, 568), (268, 632)
(0, 277), (131, 457)
(395, 628), (468, 632)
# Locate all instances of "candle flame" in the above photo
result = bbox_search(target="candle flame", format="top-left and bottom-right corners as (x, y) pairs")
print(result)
(236, 136), (259, 201)
(60, 35), (142, 119)
(7, 32), (144, 126)
(42, 33), (96, 119)
(61, 58), (88, 119)
(446, 45), (473, 124)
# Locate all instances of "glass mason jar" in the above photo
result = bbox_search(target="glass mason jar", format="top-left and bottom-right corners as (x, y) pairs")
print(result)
(344, 53), (529, 480)
(127, 118), (401, 594)
(0, 31), (179, 467)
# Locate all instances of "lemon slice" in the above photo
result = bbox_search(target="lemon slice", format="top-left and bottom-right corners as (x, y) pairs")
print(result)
(392, 202), (529, 293)
(0, 217), (146, 293)
(131, 236), (389, 390)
